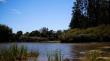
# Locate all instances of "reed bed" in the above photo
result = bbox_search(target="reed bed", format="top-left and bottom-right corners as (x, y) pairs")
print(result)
(47, 49), (63, 61)
(0, 44), (39, 61)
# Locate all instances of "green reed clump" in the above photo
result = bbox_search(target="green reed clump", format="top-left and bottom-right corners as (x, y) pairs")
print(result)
(0, 44), (39, 61)
(0, 44), (28, 61)
(47, 49), (63, 61)
(86, 50), (101, 61)
(82, 50), (110, 61)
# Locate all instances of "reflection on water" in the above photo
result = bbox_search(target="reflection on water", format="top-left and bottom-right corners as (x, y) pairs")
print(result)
(0, 43), (110, 61)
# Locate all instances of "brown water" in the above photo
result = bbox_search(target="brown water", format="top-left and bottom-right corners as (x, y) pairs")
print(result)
(0, 42), (110, 61)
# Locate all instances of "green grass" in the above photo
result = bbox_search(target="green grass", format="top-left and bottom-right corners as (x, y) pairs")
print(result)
(0, 44), (39, 61)
(60, 24), (110, 42)
(82, 50), (110, 61)
(47, 49), (63, 61)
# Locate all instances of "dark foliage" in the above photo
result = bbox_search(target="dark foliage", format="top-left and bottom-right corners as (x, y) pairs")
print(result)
(15, 31), (23, 42)
(29, 30), (40, 37)
(69, 0), (110, 29)
(61, 25), (110, 43)
(0, 24), (12, 42)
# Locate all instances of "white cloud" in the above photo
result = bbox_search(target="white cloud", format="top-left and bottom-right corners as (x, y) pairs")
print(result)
(10, 9), (22, 15)
(0, 0), (6, 3)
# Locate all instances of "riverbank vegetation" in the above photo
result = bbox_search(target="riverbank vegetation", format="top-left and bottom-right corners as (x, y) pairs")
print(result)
(0, 44), (110, 61)
(60, 0), (110, 42)
(46, 49), (63, 61)
(0, 24), (110, 43)
(60, 25), (110, 43)
(0, 44), (65, 61)
(82, 50), (110, 61)
(0, 24), (62, 42)
(0, 44), (39, 61)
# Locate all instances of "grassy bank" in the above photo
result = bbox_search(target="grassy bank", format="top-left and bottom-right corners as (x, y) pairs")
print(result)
(60, 25), (110, 43)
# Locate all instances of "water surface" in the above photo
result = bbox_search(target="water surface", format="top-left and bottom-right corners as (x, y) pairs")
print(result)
(0, 43), (110, 61)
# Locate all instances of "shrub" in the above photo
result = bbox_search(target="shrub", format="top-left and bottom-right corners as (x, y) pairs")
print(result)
(60, 25), (110, 42)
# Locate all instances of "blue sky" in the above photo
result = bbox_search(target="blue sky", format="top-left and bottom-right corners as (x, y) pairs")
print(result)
(0, 0), (74, 33)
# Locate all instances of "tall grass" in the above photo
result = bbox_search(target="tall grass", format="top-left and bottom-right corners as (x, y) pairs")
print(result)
(47, 49), (63, 61)
(86, 50), (101, 61)
(82, 50), (110, 61)
(0, 44), (39, 61)
(60, 25), (110, 42)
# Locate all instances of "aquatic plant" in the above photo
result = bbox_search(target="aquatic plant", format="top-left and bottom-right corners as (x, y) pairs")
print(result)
(0, 44), (39, 61)
(47, 49), (63, 61)
(82, 50), (110, 61)
(86, 50), (101, 61)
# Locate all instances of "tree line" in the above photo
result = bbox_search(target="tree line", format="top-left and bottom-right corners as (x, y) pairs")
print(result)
(0, 24), (63, 42)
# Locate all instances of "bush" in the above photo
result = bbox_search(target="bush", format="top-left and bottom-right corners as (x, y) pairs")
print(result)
(0, 24), (12, 42)
(60, 25), (110, 42)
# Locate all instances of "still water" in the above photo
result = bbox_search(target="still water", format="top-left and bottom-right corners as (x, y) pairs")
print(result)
(0, 43), (110, 61)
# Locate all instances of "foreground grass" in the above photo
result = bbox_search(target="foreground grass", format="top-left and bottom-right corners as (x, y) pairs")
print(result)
(0, 44), (110, 61)
(82, 50), (110, 61)
(0, 46), (64, 61)
(0, 44), (39, 61)
(47, 49), (63, 61)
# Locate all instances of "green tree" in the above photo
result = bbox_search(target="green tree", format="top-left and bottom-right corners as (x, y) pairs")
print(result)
(87, 0), (110, 26)
(23, 32), (30, 37)
(56, 30), (62, 38)
(97, 0), (110, 25)
(40, 27), (49, 37)
(69, 1), (82, 29)
(0, 24), (12, 42)
(48, 30), (55, 37)
(29, 30), (40, 37)
(69, 0), (89, 29)
(70, 0), (110, 29)
(15, 31), (23, 41)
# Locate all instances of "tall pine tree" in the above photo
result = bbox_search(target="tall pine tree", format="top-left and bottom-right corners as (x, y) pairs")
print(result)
(69, 0), (110, 29)
(69, 1), (81, 29)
